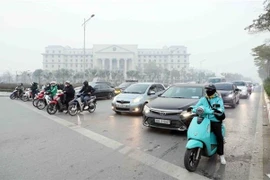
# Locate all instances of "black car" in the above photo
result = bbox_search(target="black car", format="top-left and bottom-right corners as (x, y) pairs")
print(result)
(142, 84), (205, 131)
(114, 81), (138, 95)
(75, 83), (115, 99)
(215, 82), (240, 108)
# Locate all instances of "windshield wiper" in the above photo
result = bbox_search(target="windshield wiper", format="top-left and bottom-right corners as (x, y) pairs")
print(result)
(171, 96), (185, 98)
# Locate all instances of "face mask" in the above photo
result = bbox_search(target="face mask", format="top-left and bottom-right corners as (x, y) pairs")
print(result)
(206, 89), (215, 97)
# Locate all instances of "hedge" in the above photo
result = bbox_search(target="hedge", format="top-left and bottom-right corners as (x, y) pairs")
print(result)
(264, 78), (270, 97)
(0, 83), (31, 92)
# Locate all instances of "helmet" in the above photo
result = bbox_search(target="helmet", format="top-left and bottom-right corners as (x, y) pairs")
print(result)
(205, 84), (216, 97)
(65, 81), (71, 85)
(205, 84), (216, 91)
(83, 81), (88, 86)
(50, 81), (57, 86)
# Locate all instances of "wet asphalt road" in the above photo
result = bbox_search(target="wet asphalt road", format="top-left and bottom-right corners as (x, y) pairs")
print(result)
(0, 86), (266, 180)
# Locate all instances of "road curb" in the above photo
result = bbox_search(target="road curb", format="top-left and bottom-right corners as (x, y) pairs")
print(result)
(264, 91), (270, 124)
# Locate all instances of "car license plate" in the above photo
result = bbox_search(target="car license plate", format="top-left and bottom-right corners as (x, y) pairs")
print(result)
(155, 119), (170, 124)
(116, 104), (129, 108)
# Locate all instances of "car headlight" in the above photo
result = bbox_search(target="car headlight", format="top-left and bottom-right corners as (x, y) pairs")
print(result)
(133, 96), (143, 103)
(112, 96), (117, 102)
(227, 93), (233, 98)
(143, 105), (150, 113)
(196, 106), (204, 116)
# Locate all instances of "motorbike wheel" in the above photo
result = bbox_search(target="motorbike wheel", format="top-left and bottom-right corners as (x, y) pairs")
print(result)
(32, 99), (38, 107)
(68, 104), (78, 116)
(37, 99), (46, 110)
(88, 102), (96, 113)
(21, 95), (28, 102)
(10, 93), (16, 100)
(47, 104), (57, 115)
(184, 148), (201, 172)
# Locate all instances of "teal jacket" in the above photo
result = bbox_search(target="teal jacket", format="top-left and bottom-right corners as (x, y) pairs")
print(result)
(49, 85), (58, 97)
(192, 93), (225, 122)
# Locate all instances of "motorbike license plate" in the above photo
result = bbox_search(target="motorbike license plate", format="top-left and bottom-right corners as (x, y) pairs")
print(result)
(155, 119), (170, 124)
(116, 104), (129, 108)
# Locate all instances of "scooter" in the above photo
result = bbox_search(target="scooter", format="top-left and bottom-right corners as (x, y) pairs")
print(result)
(10, 87), (22, 100)
(36, 92), (51, 110)
(68, 94), (97, 116)
(33, 91), (44, 107)
(183, 106), (225, 172)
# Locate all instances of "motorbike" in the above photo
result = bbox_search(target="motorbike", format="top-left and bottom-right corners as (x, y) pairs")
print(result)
(33, 91), (44, 107)
(36, 92), (51, 110)
(46, 90), (67, 115)
(10, 87), (23, 100)
(68, 94), (97, 116)
(21, 88), (37, 102)
(183, 106), (226, 172)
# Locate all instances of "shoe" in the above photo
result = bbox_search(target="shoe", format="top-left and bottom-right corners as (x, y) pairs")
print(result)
(220, 155), (226, 165)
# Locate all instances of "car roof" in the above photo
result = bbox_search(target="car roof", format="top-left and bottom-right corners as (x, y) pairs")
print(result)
(132, 82), (163, 85)
(172, 83), (205, 87)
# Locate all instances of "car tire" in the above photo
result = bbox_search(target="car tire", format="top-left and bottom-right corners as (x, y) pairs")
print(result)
(115, 111), (121, 115)
(107, 93), (113, 99)
(231, 99), (236, 108)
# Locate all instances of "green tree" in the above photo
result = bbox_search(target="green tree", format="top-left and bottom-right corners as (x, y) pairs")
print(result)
(245, 0), (270, 33)
(252, 44), (270, 78)
(33, 69), (43, 84)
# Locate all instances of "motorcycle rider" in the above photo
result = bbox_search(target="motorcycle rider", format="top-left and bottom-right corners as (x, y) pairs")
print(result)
(63, 81), (75, 108)
(17, 83), (24, 97)
(48, 81), (58, 99)
(79, 81), (95, 109)
(192, 84), (226, 165)
(30, 82), (38, 98)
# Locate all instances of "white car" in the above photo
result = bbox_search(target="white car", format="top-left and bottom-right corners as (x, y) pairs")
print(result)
(232, 81), (249, 99)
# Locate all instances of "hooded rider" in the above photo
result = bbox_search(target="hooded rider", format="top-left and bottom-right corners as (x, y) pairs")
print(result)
(79, 81), (95, 108)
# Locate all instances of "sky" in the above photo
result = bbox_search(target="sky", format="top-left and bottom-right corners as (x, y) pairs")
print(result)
(0, 0), (269, 81)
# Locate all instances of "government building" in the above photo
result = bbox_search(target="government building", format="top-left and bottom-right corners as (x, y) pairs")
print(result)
(42, 45), (190, 77)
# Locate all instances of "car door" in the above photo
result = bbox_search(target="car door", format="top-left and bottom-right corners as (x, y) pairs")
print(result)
(101, 84), (110, 97)
(147, 84), (159, 101)
(94, 85), (102, 98)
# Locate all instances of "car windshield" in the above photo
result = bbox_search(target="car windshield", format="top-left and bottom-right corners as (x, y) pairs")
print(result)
(123, 84), (150, 94)
(208, 78), (222, 83)
(233, 82), (246, 86)
(118, 82), (132, 88)
(160, 86), (203, 99)
(215, 84), (233, 90)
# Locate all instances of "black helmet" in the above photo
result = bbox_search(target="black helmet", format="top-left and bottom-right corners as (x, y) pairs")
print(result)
(83, 81), (88, 86)
(205, 84), (216, 96)
(205, 84), (216, 90)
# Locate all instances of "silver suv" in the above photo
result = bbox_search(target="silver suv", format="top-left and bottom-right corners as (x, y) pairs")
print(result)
(112, 83), (165, 114)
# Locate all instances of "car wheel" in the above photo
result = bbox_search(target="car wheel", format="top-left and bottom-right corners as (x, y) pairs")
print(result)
(107, 93), (113, 99)
(231, 99), (236, 108)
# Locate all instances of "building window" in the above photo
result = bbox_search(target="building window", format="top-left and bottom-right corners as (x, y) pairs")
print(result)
(58, 55), (60, 58)
(52, 55), (54, 58)
(46, 50), (49, 53)
(52, 50), (55, 53)
(178, 60), (180, 63)
(171, 60), (173, 63)
(52, 65), (54, 68)
(58, 65), (60, 68)
(59, 51), (61, 53)
(178, 65), (180, 68)
(45, 65), (48, 68)
(45, 55), (48, 58)
(184, 59), (187, 63)
(58, 59), (60, 62)
(76, 59), (78, 62)
(52, 59), (54, 62)
(76, 65), (77, 67)
(70, 64), (72, 67)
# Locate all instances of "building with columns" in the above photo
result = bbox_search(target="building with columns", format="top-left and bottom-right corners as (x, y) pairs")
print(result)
(42, 44), (190, 78)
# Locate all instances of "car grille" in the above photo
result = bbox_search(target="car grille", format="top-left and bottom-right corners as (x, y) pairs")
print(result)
(116, 100), (130, 104)
(150, 108), (182, 115)
(116, 107), (129, 111)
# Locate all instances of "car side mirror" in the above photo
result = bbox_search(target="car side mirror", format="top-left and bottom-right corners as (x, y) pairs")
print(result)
(148, 90), (155, 95)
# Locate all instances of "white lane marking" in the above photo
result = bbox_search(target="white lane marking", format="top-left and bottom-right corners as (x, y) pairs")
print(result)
(77, 114), (81, 126)
(248, 90), (264, 180)
(14, 101), (209, 180)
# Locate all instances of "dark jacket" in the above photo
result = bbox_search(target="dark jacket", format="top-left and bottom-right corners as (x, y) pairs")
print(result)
(31, 83), (38, 91)
(64, 85), (75, 100)
(79, 85), (94, 96)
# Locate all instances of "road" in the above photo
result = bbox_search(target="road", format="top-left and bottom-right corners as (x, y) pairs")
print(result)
(0, 86), (268, 180)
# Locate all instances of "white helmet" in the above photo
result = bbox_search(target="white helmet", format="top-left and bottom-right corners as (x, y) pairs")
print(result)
(65, 80), (71, 84)
(50, 81), (57, 85)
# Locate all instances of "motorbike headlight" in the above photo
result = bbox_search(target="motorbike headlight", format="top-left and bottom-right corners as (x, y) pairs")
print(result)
(143, 105), (150, 114)
(133, 96), (143, 103)
(196, 106), (204, 116)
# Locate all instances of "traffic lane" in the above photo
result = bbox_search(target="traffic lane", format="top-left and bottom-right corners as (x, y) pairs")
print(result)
(21, 88), (262, 180)
(0, 98), (178, 180)
(53, 92), (261, 179)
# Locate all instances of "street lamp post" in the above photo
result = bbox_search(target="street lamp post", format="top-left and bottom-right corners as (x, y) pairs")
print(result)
(199, 59), (206, 83)
(82, 14), (95, 81)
